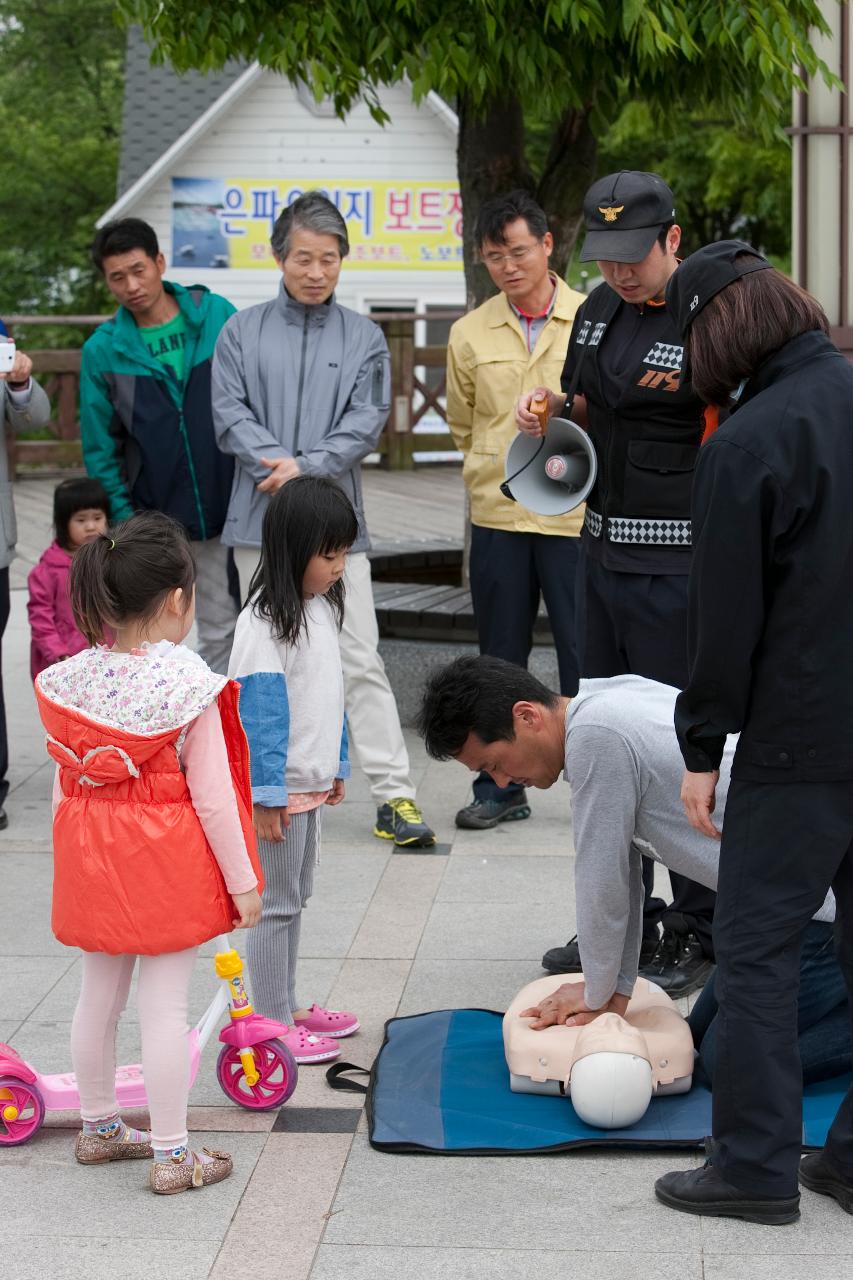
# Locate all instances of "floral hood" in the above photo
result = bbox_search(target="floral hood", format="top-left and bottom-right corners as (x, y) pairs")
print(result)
(36, 641), (227, 738)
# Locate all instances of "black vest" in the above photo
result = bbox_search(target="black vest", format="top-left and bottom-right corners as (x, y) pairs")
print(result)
(563, 284), (707, 546)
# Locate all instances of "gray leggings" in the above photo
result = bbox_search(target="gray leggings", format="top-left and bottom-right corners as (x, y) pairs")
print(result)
(246, 807), (321, 1025)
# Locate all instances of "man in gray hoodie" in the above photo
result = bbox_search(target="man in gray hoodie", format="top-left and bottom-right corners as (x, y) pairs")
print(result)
(212, 191), (435, 848)
(417, 655), (849, 1138)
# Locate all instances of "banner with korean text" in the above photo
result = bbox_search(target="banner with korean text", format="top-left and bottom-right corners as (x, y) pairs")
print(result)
(171, 178), (463, 270)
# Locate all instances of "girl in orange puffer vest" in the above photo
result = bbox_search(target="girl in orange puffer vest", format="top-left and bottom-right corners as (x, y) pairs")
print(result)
(35, 511), (263, 1196)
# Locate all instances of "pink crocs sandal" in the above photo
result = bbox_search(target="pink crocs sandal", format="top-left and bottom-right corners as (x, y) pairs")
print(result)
(293, 1004), (361, 1039)
(280, 1024), (341, 1064)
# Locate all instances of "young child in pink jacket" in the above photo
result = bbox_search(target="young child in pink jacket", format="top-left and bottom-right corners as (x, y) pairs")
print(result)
(27, 478), (111, 679)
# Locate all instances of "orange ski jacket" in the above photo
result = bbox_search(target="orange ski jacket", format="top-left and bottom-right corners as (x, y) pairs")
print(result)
(36, 667), (262, 956)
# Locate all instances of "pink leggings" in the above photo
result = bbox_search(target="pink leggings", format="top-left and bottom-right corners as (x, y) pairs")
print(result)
(70, 947), (198, 1148)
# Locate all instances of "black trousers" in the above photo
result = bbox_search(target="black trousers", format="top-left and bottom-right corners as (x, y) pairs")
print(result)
(575, 545), (716, 950)
(468, 526), (580, 805)
(712, 779), (853, 1196)
(0, 567), (9, 809)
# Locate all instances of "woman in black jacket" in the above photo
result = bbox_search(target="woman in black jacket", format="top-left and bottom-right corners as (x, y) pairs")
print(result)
(655, 241), (853, 1225)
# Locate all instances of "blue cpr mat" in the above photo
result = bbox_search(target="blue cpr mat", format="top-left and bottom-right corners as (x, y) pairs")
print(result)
(331, 1009), (852, 1154)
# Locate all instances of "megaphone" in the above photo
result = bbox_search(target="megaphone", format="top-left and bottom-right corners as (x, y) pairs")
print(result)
(501, 415), (598, 516)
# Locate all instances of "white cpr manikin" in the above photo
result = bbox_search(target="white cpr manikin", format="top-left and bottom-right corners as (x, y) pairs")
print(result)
(503, 974), (694, 1128)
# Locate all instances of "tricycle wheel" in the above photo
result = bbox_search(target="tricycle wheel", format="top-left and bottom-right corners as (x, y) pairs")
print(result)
(0, 1076), (45, 1145)
(216, 1040), (298, 1110)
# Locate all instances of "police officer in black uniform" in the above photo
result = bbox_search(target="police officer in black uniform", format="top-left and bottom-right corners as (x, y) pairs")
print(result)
(655, 242), (853, 1224)
(517, 171), (715, 995)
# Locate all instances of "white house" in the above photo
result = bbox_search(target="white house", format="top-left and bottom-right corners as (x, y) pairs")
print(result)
(102, 31), (466, 324)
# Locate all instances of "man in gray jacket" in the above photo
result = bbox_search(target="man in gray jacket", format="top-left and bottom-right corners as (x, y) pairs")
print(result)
(0, 337), (51, 827)
(212, 191), (435, 848)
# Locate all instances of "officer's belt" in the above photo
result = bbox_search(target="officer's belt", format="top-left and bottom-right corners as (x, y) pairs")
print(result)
(584, 507), (692, 547)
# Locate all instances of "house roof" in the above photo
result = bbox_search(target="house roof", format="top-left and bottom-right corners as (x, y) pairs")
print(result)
(117, 26), (247, 195)
(106, 30), (459, 227)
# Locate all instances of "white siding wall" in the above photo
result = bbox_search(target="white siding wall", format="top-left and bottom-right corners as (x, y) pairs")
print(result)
(126, 75), (465, 313)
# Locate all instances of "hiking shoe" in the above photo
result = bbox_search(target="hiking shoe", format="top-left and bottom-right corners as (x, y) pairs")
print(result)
(799, 1150), (853, 1213)
(639, 922), (714, 998)
(455, 794), (531, 830)
(542, 931), (660, 976)
(374, 797), (436, 848)
(655, 1162), (800, 1225)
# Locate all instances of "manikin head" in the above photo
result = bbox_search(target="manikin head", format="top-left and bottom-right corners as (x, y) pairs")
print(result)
(417, 655), (567, 791)
(569, 1016), (653, 1128)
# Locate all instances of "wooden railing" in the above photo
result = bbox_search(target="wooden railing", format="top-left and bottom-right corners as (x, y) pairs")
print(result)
(3, 311), (464, 474)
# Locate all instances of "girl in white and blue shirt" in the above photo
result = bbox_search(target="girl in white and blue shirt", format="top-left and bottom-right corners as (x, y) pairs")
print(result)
(229, 476), (360, 1064)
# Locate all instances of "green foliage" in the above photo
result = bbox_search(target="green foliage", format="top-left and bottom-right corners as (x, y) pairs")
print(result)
(597, 99), (792, 261)
(121, 0), (833, 141)
(121, 0), (831, 299)
(0, 0), (125, 327)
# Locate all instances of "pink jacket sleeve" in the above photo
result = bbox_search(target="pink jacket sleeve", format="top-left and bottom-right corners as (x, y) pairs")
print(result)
(181, 701), (258, 895)
(27, 561), (68, 668)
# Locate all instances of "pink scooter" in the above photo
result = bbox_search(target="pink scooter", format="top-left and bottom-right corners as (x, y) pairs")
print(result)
(0, 938), (297, 1145)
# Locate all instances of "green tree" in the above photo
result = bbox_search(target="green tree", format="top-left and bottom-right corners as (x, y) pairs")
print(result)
(120, 0), (831, 305)
(596, 100), (792, 264)
(0, 0), (125, 328)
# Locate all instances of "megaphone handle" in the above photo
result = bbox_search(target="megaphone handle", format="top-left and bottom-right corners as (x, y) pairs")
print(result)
(530, 394), (550, 435)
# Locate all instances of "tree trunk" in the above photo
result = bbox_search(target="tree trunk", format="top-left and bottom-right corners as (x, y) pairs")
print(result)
(456, 95), (598, 309)
(536, 107), (598, 279)
(457, 92), (534, 309)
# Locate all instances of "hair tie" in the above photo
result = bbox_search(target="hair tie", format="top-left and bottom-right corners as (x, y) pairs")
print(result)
(108, 538), (116, 550)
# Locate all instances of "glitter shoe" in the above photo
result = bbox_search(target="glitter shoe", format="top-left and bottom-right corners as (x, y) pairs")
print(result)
(75, 1129), (153, 1164)
(149, 1148), (233, 1195)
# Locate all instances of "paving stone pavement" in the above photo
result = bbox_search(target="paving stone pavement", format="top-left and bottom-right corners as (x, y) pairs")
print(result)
(2, 483), (851, 1279)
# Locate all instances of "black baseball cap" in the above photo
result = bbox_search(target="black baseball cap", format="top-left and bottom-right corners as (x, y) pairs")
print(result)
(665, 239), (773, 337)
(580, 171), (676, 264)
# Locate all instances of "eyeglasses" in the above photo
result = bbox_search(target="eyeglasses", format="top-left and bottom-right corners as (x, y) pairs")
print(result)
(481, 243), (542, 269)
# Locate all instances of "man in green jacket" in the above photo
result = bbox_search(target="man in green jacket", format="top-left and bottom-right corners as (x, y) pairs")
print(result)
(81, 218), (238, 672)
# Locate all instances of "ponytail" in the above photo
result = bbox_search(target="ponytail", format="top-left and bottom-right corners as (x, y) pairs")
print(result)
(70, 511), (196, 646)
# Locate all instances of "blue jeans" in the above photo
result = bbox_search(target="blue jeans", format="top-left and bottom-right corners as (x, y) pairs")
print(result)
(690, 918), (852, 1088)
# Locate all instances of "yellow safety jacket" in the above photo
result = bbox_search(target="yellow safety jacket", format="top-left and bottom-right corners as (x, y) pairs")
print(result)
(446, 274), (586, 536)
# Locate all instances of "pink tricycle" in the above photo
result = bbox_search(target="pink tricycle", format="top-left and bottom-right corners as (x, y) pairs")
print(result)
(0, 937), (297, 1145)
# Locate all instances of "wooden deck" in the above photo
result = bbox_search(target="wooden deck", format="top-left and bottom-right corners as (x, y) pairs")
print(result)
(360, 465), (464, 549)
(10, 466), (466, 591)
(372, 580), (554, 644)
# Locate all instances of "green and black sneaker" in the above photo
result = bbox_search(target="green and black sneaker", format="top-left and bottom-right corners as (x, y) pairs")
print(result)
(374, 797), (436, 848)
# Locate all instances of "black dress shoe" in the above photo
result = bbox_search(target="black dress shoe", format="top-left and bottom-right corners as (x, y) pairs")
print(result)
(542, 932), (660, 975)
(639, 923), (714, 997)
(0, 808), (7, 831)
(799, 1150), (853, 1213)
(655, 1163), (800, 1225)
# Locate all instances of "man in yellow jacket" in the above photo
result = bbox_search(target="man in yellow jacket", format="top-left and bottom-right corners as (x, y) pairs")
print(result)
(446, 191), (585, 829)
